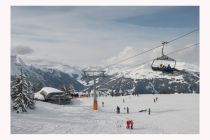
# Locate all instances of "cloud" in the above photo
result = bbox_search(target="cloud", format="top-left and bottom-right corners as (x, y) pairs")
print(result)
(104, 46), (161, 67)
(11, 6), (199, 66)
(12, 46), (34, 55)
(168, 44), (199, 66)
(104, 43), (199, 68)
(118, 6), (199, 28)
(24, 57), (66, 66)
(104, 46), (138, 65)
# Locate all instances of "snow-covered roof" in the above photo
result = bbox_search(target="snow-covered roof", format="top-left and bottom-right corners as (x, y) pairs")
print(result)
(34, 92), (45, 100)
(34, 87), (64, 100)
(40, 87), (63, 94)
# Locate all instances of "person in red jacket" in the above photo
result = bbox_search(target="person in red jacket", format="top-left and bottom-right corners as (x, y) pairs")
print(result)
(126, 120), (134, 129)
(126, 120), (130, 129)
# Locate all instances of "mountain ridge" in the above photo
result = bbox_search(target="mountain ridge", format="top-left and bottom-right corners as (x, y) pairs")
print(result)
(11, 55), (199, 95)
(11, 55), (84, 92)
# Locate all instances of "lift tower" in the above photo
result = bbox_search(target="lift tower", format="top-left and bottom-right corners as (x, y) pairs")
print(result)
(83, 70), (106, 110)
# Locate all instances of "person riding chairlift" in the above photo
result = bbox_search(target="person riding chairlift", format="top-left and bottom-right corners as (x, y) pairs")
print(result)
(167, 64), (172, 71)
(163, 64), (173, 73)
(160, 64), (164, 68)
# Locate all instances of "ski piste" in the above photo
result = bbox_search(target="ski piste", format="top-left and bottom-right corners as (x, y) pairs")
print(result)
(11, 94), (199, 134)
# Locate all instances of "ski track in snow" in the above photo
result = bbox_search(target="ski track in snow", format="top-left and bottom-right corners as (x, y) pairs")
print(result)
(11, 94), (199, 134)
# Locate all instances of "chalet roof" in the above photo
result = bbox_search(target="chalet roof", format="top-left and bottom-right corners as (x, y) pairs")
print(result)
(34, 87), (64, 101)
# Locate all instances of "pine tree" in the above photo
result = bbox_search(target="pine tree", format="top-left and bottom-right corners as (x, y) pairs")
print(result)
(27, 80), (35, 109)
(62, 85), (74, 95)
(67, 84), (74, 95)
(11, 70), (35, 113)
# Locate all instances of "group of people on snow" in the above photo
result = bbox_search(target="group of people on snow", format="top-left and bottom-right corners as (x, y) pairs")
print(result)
(154, 97), (158, 103)
(116, 106), (129, 114)
(101, 97), (160, 130)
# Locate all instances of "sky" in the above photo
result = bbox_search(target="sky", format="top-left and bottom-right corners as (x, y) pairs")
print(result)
(11, 6), (199, 67)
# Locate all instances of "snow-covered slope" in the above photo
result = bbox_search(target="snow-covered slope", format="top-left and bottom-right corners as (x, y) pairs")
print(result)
(11, 94), (199, 134)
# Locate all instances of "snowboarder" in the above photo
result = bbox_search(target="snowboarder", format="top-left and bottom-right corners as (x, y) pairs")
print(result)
(148, 108), (151, 115)
(116, 106), (120, 114)
(102, 101), (104, 107)
(126, 107), (129, 114)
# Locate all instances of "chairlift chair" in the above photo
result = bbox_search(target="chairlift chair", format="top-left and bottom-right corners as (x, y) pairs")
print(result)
(151, 41), (177, 74)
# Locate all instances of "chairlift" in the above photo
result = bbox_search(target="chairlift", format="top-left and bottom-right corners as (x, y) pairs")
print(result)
(151, 41), (177, 74)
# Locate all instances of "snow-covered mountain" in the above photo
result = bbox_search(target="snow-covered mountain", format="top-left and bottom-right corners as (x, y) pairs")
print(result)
(11, 55), (199, 95)
(105, 62), (199, 79)
(32, 60), (199, 95)
(11, 55), (84, 91)
(34, 64), (105, 87)
(34, 64), (82, 79)
(83, 63), (199, 95)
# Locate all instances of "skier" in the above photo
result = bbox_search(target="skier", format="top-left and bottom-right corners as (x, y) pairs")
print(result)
(130, 120), (134, 129)
(148, 108), (151, 115)
(102, 101), (104, 107)
(116, 106), (120, 114)
(123, 98), (125, 103)
(154, 98), (156, 103)
(126, 107), (129, 114)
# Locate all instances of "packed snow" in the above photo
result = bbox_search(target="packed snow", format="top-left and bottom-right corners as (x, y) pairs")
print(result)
(11, 94), (199, 134)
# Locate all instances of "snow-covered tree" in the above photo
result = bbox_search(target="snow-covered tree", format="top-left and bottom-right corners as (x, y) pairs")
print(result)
(67, 84), (75, 95)
(62, 84), (74, 95)
(11, 71), (35, 113)
(27, 80), (35, 109)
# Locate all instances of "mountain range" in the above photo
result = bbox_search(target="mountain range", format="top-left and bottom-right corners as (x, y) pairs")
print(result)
(11, 55), (199, 94)
(11, 55), (84, 91)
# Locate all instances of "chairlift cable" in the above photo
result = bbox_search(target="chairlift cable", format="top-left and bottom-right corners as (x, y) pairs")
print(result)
(131, 43), (199, 71)
(167, 29), (199, 43)
(97, 43), (199, 87)
(104, 28), (199, 69)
